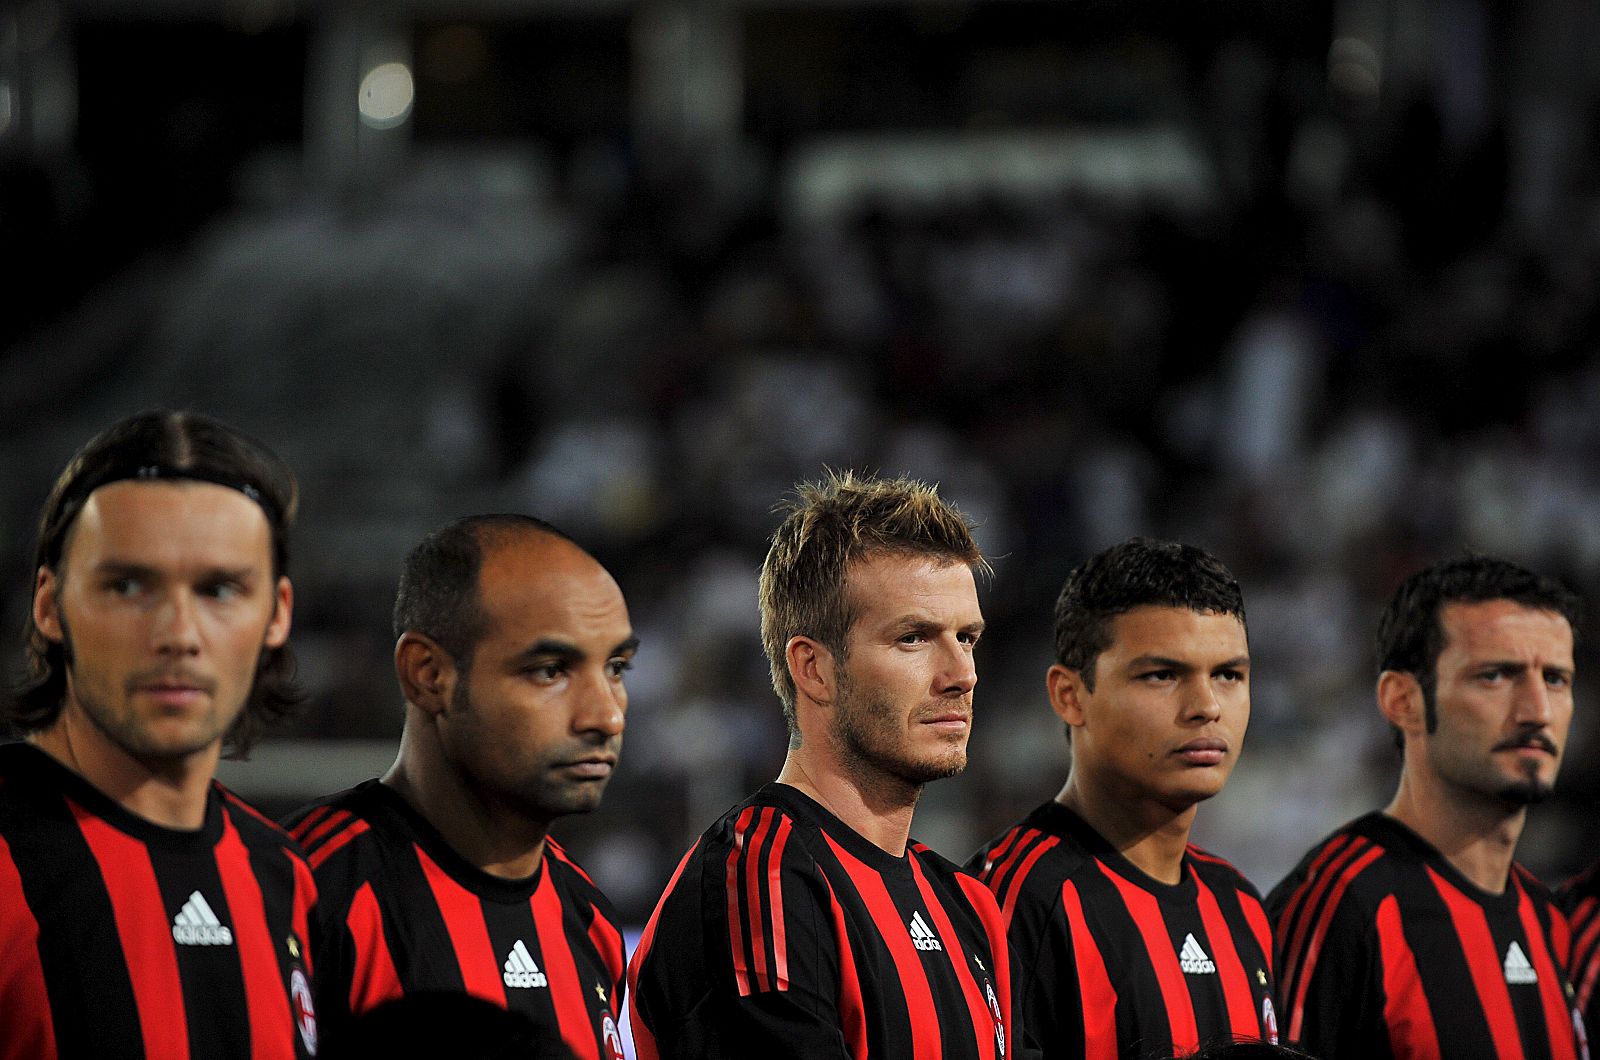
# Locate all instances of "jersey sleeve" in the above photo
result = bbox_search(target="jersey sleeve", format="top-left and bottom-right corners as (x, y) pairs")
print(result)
(1272, 876), (1391, 1060)
(631, 809), (855, 1059)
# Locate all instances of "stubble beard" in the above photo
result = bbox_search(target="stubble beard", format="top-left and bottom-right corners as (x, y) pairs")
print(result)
(832, 675), (968, 790)
(450, 680), (613, 823)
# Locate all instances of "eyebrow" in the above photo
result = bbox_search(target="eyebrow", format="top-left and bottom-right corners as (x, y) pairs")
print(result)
(1126, 654), (1249, 670)
(91, 560), (259, 582)
(888, 616), (987, 634)
(511, 635), (641, 663)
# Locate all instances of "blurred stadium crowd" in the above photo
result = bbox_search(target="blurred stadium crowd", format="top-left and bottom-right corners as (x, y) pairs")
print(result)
(4, 0), (1600, 924)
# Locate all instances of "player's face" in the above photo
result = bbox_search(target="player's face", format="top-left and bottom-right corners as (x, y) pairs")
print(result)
(830, 553), (983, 788)
(1420, 600), (1574, 806)
(1065, 606), (1249, 812)
(32, 481), (291, 763)
(440, 537), (636, 824)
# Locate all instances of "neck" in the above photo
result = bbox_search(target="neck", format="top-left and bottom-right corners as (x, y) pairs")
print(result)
(31, 706), (218, 830)
(383, 714), (549, 879)
(777, 738), (920, 857)
(1056, 771), (1197, 885)
(1385, 770), (1524, 895)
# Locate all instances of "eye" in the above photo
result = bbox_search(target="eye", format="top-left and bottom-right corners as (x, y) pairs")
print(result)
(1215, 668), (1245, 683)
(1139, 669), (1177, 683)
(898, 631), (927, 645)
(957, 630), (982, 648)
(199, 580), (243, 601)
(1545, 670), (1571, 689)
(1477, 668), (1508, 684)
(105, 576), (144, 598)
(524, 662), (566, 684)
(606, 657), (633, 679)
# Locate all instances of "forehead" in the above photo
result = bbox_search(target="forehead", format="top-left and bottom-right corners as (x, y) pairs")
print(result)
(62, 480), (274, 572)
(1103, 605), (1248, 659)
(843, 551), (980, 625)
(474, 536), (631, 647)
(1437, 599), (1574, 661)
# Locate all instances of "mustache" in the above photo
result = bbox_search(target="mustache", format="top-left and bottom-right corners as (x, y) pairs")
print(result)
(124, 667), (218, 695)
(1493, 729), (1558, 754)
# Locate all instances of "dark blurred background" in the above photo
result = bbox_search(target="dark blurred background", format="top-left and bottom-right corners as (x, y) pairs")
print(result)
(4, 0), (1600, 941)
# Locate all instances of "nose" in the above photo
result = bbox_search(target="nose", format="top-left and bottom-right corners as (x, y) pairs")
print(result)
(1183, 677), (1224, 723)
(938, 636), (977, 697)
(1513, 674), (1555, 726)
(574, 669), (627, 738)
(153, 590), (202, 656)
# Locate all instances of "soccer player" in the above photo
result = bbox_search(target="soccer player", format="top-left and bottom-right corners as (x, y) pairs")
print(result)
(1558, 863), (1600, 1043)
(1269, 555), (1588, 1060)
(284, 516), (633, 1059)
(969, 537), (1278, 1059)
(0, 410), (317, 1058)
(627, 472), (1016, 1059)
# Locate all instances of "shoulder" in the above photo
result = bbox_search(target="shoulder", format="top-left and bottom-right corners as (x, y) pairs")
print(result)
(545, 837), (622, 919)
(968, 809), (1097, 900)
(1267, 814), (1406, 924)
(216, 783), (304, 855)
(280, 782), (393, 878)
(1557, 860), (1600, 909)
(1187, 844), (1264, 900)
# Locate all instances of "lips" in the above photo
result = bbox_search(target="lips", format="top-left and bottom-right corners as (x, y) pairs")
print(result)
(919, 711), (971, 733)
(130, 671), (215, 705)
(1173, 737), (1228, 765)
(1494, 732), (1557, 755)
(556, 755), (616, 779)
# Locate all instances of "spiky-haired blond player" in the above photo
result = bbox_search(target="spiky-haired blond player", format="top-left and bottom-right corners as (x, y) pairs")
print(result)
(627, 472), (1018, 1059)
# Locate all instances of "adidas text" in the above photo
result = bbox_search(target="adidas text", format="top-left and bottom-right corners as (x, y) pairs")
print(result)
(909, 911), (942, 952)
(1179, 933), (1215, 975)
(504, 940), (549, 989)
(172, 891), (234, 947)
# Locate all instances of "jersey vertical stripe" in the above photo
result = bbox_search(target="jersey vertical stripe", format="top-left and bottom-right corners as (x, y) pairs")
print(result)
(742, 807), (779, 993)
(1427, 865), (1526, 1060)
(531, 863), (597, 1060)
(1374, 893), (1440, 1056)
(1097, 861), (1199, 1054)
(825, 833), (943, 1060)
(822, 874), (871, 1059)
(0, 831), (57, 1060)
(1059, 879), (1118, 1060)
(1516, 884), (1578, 1060)
(415, 844), (506, 1005)
(997, 834), (1058, 927)
(216, 814), (294, 1059)
(627, 840), (699, 1060)
(345, 881), (404, 1012)
(910, 856), (994, 1058)
(71, 800), (191, 1060)
(1283, 842), (1384, 1040)
(1194, 871), (1259, 1040)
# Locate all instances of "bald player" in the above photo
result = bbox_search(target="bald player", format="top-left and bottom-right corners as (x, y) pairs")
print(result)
(286, 516), (636, 1059)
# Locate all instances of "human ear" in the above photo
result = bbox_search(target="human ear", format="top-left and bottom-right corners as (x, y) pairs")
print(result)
(396, 632), (458, 717)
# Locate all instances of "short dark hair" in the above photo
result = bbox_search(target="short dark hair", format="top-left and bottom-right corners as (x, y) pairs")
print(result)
(8, 410), (301, 757)
(392, 514), (571, 670)
(759, 470), (988, 736)
(1053, 537), (1246, 692)
(1376, 554), (1582, 744)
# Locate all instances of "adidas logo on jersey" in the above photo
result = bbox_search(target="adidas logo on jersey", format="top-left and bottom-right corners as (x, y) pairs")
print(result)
(503, 940), (548, 989)
(172, 891), (233, 946)
(1179, 933), (1215, 974)
(1504, 941), (1537, 985)
(909, 911), (942, 952)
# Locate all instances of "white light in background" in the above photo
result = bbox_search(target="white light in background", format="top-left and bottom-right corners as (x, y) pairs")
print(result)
(357, 61), (413, 129)
(0, 82), (13, 137)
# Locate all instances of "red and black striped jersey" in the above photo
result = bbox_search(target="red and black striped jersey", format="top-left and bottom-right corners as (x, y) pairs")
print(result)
(1268, 812), (1588, 1060)
(0, 742), (319, 1060)
(626, 782), (1017, 1060)
(1557, 862), (1600, 1047)
(283, 780), (626, 1060)
(968, 801), (1278, 1059)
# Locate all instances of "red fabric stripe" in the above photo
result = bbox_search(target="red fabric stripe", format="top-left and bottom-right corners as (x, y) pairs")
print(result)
(824, 834), (942, 1060)
(987, 829), (1042, 910)
(414, 845), (505, 1005)
(626, 839), (701, 1060)
(976, 829), (1024, 883)
(345, 882), (404, 1014)
(1576, 911), (1600, 1015)
(1285, 844), (1384, 1042)
(0, 834), (58, 1060)
(71, 800), (190, 1060)
(307, 820), (370, 871)
(295, 810), (354, 853)
(767, 816), (795, 991)
(586, 905), (625, 1014)
(532, 863), (598, 1060)
(1373, 893), (1438, 1058)
(216, 814), (294, 1059)
(1194, 870), (1262, 1042)
(743, 808), (778, 992)
(822, 875), (869, 1060)
(1280, 836), (1367, 1001)
(1426, 866), (1525, 1060)
(954, 871), (1016, 1059)
(1060, 881), (1118, 1060)
(287, 806), (334, 846)
(725, 807), (758, 995)
(1549, 903), (1573, 970)
(1238, 891), (1274, 976)
(999, 834), (1060, 930)
(909, 858), (994, 1058)
(1097, 861), (1198, 1054)
(290, 855), (316, 979)
(1515, 883), (1578, 1060)
(547, 838), (599, 888)
(220, 789), (283, 832)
